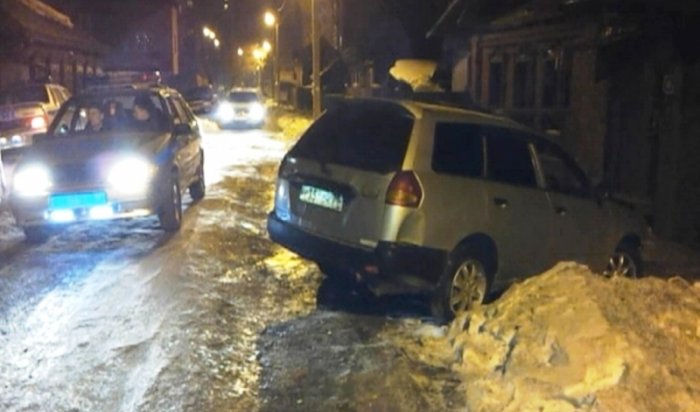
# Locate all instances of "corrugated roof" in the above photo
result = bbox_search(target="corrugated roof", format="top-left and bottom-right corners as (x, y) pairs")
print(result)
(0, 0), (107, 55)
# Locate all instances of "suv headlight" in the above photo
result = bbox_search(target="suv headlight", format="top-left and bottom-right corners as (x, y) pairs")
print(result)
(14, 164), (52, 197)
(250, 103), (265, 121)
(108, 156), (155, 196)
(216, 102), (234, 122)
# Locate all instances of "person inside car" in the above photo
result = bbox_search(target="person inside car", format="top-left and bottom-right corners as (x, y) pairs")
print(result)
(131, 94), (165, 132)
(84, 103), (106, 132)
(104, 100), (126, 129)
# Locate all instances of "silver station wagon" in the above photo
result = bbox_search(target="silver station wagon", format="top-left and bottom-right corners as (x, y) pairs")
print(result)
(267, 98), (646, 320)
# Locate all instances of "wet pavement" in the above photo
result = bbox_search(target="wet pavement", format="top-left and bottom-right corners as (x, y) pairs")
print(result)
(0, 124), (463, 411)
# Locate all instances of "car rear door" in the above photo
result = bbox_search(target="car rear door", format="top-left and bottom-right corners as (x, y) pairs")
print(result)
(278, 102), (415, 248)
(483, 127), (553, 282)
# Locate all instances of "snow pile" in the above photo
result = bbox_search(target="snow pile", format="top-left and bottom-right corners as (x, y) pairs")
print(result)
(446, 262), (700, 412)
(389, 59), (444, 92)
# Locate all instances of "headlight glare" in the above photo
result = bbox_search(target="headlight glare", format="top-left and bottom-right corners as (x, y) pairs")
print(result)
(108, 157), (155, 195)
(14, 165), (52, 196)
(216, 102), (234, 122)
(250, 103), (265, 121)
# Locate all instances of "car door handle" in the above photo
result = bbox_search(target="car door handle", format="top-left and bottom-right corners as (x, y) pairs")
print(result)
(493, 197), (509, 209)
(555, 206), (567, 216)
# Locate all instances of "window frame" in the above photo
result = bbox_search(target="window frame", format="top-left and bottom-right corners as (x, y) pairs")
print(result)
(431, 121), (486, 179)
(532, 139), (593, 198)
(482, 126), (539, 189)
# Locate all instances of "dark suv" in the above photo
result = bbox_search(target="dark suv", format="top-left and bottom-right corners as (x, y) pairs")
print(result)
(9, 85), (205, 242)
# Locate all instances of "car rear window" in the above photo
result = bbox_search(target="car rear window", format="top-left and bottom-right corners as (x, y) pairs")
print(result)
(432, 123), (483, 178)
(289, 104), (414, 174)
(0, 86), (49, 105)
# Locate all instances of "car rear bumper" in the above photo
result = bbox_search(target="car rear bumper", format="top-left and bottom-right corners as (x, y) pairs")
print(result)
(267, 211), (447, 295)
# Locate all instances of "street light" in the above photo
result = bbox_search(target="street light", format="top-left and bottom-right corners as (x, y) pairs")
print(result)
(262, 40), (272, 52)
(264, 10), (280, 101)
(237, 47), (244, 57)
(214, 38), (220, 48)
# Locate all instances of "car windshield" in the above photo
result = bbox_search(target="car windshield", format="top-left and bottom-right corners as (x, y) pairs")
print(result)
(49, 92), (171, 135)
(228, 91), (259, 103)
(0, 85), (49, 105)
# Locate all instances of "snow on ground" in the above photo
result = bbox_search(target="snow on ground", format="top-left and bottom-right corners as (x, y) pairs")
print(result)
(393, 262), (700, 412)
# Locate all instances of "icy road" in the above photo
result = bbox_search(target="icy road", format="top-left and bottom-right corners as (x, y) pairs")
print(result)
(0, 123), (462, 411)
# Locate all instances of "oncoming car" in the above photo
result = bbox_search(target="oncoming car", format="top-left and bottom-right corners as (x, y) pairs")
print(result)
(215, 88), (266, 128)
(8, 85), (205, 242)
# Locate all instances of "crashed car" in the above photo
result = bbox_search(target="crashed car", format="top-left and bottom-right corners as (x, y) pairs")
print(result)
(8, 85), (205, 242)
(0, 83), (70, 153)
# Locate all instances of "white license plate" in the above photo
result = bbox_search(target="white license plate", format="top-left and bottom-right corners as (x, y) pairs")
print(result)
(299, 185), (343, 211)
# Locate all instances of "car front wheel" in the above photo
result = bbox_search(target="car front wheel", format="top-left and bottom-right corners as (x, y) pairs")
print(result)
(158, 173), (182, 232)
(189, 154), (205, 201)
(604, 243), (642, 278)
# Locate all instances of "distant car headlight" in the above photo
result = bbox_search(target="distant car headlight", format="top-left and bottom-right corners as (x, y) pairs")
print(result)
(0, 137), (7, 146)
(11, 135), (23, 144)
(249, 103), (265, 121)
(107, 156), (155, 196)
(14, 164), (52, 197)
(216, 102), (234, 122)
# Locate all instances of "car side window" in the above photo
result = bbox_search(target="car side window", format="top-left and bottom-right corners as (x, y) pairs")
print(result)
(174, 96), (196, 124)
(484, 127), (537, 188)
(535, 141), (591, 197)
(432, 122), (484, 178)
(165, 97), (185, 125)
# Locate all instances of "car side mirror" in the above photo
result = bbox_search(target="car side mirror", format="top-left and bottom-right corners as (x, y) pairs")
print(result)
(174, 123), (192, 135)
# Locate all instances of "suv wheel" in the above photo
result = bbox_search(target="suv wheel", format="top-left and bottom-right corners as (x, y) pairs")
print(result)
(189, 155), (205, 201)
(432, 247), (491, 322)
(604, 243), (642, 278)
(23, 226), (52, 243)
(159, 173), (182, 232)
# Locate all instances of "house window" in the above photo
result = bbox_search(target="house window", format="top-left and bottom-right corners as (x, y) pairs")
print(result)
(488, 57), (505, 107)
(513, 57), (535, 108)
(542, 49), (572, 108)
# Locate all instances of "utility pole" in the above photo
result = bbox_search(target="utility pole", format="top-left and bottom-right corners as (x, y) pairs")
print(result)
(311, 0), (321, 118)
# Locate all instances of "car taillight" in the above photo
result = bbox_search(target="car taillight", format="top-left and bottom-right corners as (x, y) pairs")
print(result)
(385, 171), (423, 208)
(29, 116), (47, 129)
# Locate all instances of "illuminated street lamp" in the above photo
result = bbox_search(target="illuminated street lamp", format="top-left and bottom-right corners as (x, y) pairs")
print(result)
(262, 40), (272, 52)
(264, 10), (280, 101)
(214, 38), (221, 48)
(237, 47), (244, 57)
(203, 26), (213, 38)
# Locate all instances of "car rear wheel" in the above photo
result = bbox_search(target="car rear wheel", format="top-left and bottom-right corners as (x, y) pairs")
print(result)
(189, 155), (205, 202)
(22, 226), (52, 243)
(159, 173), (182, 232)
(432, 246), (491, 323)
(604, 243), (642, 278)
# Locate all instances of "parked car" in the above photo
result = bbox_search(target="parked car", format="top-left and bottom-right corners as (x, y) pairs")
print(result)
(215, 88), (266, 128)
(8, 84), (205, 242)
(0, 83), (71, 153)
(267, 98), (647, 320)
(183, 85), (218, 115)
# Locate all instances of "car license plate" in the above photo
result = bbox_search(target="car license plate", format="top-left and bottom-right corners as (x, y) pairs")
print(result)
(299, 185), (343, 211)
(49, 192), (108, 209)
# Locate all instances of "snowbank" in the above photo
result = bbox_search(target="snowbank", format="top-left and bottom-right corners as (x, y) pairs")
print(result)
(276, 112), (312, 142)
(389, 59), (443, 92)
(442, 263), (700, 411)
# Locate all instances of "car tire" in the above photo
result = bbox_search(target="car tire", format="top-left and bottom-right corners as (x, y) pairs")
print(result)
(431, 246), (492, 323)
(159, 173), (182, 232)
(189, 154), (205, 202)
(23, 226), (52, 243)
(604, 242), (643, 278)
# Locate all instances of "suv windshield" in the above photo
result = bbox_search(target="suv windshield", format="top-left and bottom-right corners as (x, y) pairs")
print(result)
(0, 85), (49, 105)
(228, 91), (259, 103)
(289, 103), (414, 174)
(49, 92), (170, 135)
